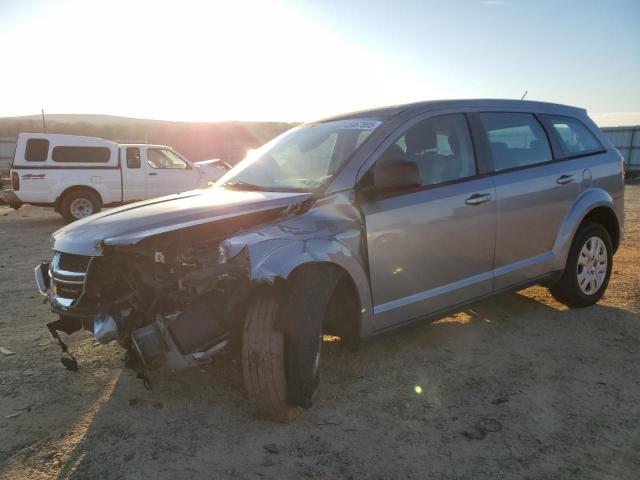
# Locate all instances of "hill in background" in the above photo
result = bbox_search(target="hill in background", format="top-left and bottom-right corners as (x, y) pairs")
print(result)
(0, 114), (296, 164)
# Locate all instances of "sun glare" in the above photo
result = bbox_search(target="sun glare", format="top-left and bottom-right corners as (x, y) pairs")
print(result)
(0, 0), (458, 121)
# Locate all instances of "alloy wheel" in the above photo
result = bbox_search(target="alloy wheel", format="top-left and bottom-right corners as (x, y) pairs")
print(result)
(576, 235), (608, 295)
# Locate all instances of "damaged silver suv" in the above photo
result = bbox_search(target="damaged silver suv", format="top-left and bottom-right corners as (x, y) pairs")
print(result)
(35, 100), (625, 419)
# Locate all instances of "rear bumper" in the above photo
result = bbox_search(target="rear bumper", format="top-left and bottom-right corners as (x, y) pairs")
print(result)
(2, 190), (22, 209)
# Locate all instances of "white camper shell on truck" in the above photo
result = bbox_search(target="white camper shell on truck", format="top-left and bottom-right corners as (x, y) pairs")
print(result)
(4, 133), (229, 221)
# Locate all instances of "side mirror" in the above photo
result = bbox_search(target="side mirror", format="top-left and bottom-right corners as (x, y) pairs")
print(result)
(364, 158), (421, 194)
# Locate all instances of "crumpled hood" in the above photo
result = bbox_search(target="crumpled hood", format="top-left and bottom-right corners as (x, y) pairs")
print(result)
(52, 188), (312, 256)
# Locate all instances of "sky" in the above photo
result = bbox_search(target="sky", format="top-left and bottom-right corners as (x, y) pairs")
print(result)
(0, 0), (638, 125)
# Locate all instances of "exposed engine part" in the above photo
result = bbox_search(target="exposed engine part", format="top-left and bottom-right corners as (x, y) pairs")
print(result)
(131, 323), (165, 370)
(191, 340), (228, 362)
(92, 314), (118, 344)
(130, 299), (230, 372)
(168, 295), (228, 354)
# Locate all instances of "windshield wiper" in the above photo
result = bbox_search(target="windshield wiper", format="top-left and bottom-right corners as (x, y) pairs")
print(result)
(222, 181), (271, 191)
(222, 181), (309, 193)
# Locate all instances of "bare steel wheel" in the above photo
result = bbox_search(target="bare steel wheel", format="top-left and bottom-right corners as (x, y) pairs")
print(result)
(576, 236), (608, 295)
(549, 222), (613, 308)
(60, 189), (102, 223)
(70, 198), (94, 219)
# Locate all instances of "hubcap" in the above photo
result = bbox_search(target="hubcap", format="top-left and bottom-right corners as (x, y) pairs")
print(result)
(69, 198), (94, 219)
(577, 235), (608, 295)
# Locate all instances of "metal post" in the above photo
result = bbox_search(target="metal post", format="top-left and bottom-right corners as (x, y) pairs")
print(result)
(629, 127), (637, 168)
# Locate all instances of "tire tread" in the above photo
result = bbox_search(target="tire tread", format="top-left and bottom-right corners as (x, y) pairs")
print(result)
(242, 288), (297, 421)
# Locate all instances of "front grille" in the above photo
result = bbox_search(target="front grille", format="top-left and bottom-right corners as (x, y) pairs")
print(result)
(56, 282), (84, 299)
(58, 252), (91, 272)
(50, 253), (91, 308)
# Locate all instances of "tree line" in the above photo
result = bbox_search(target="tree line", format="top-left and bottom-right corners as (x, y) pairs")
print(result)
(0, 115), (296, 163)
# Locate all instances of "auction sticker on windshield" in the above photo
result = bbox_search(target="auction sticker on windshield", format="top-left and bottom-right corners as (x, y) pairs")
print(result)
(335, 120), (381, 130)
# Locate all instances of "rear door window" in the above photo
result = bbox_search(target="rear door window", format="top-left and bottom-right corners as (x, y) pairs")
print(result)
(52, 146), (111, 163)
(543, 115), (605, 157)
(24, 138), (49, 162)
(479, 113), (552, 172)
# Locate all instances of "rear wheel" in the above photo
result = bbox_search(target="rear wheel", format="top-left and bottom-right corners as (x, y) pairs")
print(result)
(60, 189), (101, 222)
(549, 222), (613, 308)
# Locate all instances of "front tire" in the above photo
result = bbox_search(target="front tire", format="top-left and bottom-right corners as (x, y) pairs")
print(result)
(60, 189), (101, 222)
(549, 222), (613, 308)
(241, 268), (340, 420)
(242, 288), (298, 421)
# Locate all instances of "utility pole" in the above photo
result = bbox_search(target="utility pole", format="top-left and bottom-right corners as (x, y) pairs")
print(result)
(41, 109), (46, 133)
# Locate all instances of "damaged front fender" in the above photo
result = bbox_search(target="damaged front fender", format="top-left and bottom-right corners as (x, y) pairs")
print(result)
(221, 191), (375, 336)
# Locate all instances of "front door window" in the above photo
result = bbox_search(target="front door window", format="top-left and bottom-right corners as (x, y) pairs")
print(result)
(378, 113), (477, 186)
(147, 149), (189, 169)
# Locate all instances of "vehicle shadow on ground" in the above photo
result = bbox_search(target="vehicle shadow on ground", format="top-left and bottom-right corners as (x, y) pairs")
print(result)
(4, 291), (639, 479)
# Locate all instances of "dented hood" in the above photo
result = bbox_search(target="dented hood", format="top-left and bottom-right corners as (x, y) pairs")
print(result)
(52, 188), (311, 256)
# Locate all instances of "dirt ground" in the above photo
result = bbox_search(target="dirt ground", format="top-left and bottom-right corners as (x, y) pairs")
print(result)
(1, 186), (639, 480)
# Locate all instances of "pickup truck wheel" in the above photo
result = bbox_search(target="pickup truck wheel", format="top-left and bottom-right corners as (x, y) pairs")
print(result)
(549, 222), (613, 308)
(60, 190), (101, 222)
(242, 288), (298, 421)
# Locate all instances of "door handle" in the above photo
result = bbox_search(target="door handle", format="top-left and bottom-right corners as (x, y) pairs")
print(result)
(465, 193), (492, 206)
(148, 172), (158, 176)
(556, 174), (575, 185)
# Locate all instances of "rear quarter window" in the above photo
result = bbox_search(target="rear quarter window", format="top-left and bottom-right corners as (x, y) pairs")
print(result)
(52, 146), (111, 163)
(24, 138), (49, 162)
(542, 115), (605, 157)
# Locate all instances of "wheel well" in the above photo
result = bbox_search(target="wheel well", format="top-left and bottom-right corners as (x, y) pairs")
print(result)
(228, 263), (362, 354)
(580, 206), (620, 252)
(55, 186), (103, 210)
(286, 263), (362, 343)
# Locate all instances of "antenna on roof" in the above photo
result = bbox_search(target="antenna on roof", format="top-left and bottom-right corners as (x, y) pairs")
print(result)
(41, 108), (47, 133)
(520, 90), (528, 101)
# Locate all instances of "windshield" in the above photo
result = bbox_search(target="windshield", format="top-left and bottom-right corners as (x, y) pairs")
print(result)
(215, 119), (382, 192)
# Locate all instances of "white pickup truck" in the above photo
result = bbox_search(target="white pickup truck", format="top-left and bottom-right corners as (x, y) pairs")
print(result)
(4, 133), (230, 221)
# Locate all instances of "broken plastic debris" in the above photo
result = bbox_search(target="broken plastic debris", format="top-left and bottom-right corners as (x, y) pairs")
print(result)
(0, 347), (14, 356)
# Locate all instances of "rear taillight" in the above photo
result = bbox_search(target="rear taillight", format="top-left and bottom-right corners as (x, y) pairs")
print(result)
(11, 171), (19, 191)
(621, 157), (627, 181)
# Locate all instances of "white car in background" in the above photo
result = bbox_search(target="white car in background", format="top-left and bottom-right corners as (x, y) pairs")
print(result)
(4, 133), (230, 221)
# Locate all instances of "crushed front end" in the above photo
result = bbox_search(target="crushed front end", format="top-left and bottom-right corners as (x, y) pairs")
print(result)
(36, 237), (252, 375)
